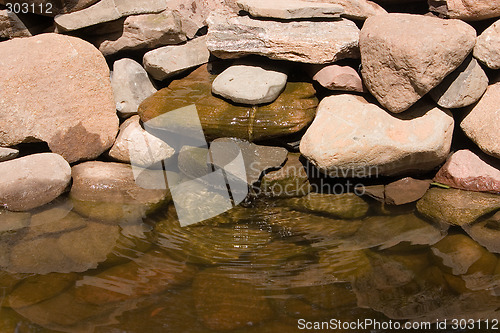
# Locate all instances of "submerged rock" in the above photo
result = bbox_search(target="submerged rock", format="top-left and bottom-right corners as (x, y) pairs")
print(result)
(260, 153), (311, 198)
(138, 65), (318, 141)
(384, 177), (431, 205)
(416, 188), (500, 226)
(462, 212), (500, 254)
(281, 193), (369, 219)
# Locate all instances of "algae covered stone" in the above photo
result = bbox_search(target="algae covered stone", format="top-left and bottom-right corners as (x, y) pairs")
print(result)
(281, 193), (369, 219)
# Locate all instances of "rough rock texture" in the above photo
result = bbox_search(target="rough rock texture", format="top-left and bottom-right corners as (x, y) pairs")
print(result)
(111, 58), (157, 118)
(0, 10), (31, 38)
(0, 33), (119, 163)
(429, 0), (500, 21)
(0, 153), (71, 211)
(212, 64), (288, 104)
(430, 56), (488, 109)
(416, 188), (500, 226)
(460, 82), (500, 159)
(0, 148), (18, 162)
(360, 13), (476, 113)
(260, 153), (311, 198)
(54, 0), (168, 31)
(0, 0), (99, 16)
(312, 64), (365, 92)
(300, 94), (454, 177)
(138, 65), (318, 142)
(434, 150), (500, 194)
(143, 36), (210, 80)
(207, 15), (360, 64)
(474, 19), (500, 70)
(385, 177), (431, 205)
(95, 10), (187, 56)
(236, 0), (343, 19)
(306, 0), (387, 20)
(108, 116), (175, 166)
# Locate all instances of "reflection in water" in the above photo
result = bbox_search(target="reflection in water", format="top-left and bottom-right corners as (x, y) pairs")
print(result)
(0, 195), (499, 332)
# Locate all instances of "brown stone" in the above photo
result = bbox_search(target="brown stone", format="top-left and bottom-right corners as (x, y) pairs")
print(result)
(0, 10), (31, 38)
(385, 177), (431, 205)
(429, 0), (500, 21)
(312, 64), (365, 92)
(0, 33), (118, 163)
(0, 0), (99, 16)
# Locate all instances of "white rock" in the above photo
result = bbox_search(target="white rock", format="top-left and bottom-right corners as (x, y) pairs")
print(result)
(212, 65), (287, 104)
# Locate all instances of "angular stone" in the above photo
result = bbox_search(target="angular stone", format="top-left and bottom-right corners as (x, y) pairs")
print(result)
(282, 193), (369, 219)
(206, 14), (360, 64)
(0, 147), (18, 162)
(460, 82), (500, 159)
(54, 0), (168, 31)
(143, 36), (210, 80)
(109, 115), (175, 166)
(138, 65), (318, 141)
(416, 188), (500, 226)
(306, 0), (387, 20)
(299, 94), (454, 177)
(312, 64), (365, 92)
(0, 34), (118, 163)
(360, 13), (476, 113)
(429, 0), (500, 21)
(434, 150), (500, 194)
(70, 161), (170, 222)
(0, 10), (31, 38)
(236, 0), (343, 19)
(462, 212), (500, 254)
(260, 153), (311, 198)
(95, 10), (187, 56)
(385, 177), (431, 205)
(474, 19), (500, 70)
(0, 0), (99, 16)
(0, 153), (71, 212)
(212, 64), (288, 104)
(111, 58), (157, 118)
(430, 56), (488, 109)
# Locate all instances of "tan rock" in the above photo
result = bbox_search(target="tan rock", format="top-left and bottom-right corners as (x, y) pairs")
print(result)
(299, 94), (454, 177)
(0, 10), (30, 38)
(460, 82), (500, 159)
(0, 153), (71, 212)
(236, 0), (343, 19)
(360, 13), (476, 113)
(95, 10), (187, 56)
(0, 33), (118, 163)
(207, 14), (360, 64)
(429, 0), (500, 21)
(305, 0), (387, 20)
(54, 0), (168, 31)
(312, 64), (365, 92)
(474, 19), (500, 70)
(0, 147), (18, 162)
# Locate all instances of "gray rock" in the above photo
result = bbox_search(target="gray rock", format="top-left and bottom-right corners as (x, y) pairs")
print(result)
(430, 56), (488, 109)
(108, 115), (175, 166)
(0, 147), (18, 162)
(212, 64), (287, 104)
(236, 0), (343, 19)
(474, 19), (500, 70)
(0, 153), (71, 211)
(111, 58), (157, 118)
(360, 13), (477, 113)
(300, 94), (454, 177)
(0, 10), (31, 38)
(95, 10), (187, 56)
(54, 0), (167, 31)
(143, 36), (210, 80)
(206, 14), (360, 64)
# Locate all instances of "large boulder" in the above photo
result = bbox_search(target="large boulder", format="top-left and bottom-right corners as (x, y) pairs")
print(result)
(299, 94), (454, 177)
(206, 14), (360, 64)
(474, 19), (500, 70)
(0, 33), (118, 163)
(360, 13), (476, 113)
(0, 153), (71, 211)
(460, 82), (500, 159)
(429, 0), (500, 21)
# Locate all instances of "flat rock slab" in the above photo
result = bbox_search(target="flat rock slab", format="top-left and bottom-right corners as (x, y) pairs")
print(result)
(111, 58), (157, 118)
(0, 33), (118, 163)
(0, 147), (18, 162)
(236, 0), (343, 19)
(55, 0), (167, 31)
(143, 36), (210, 80)
(434, 150), (500, 194)
(360, 13), (476, 113)
(312, 64), (365, 92)
(430, 56), (488, 109)
(385, 177), (431, 205)
(429, 0), (500, 21)
(299, 94), (454, 177)
(474, 19), (500, 70)
(460, 82), (500, 159)
(0, 153), (71, 211)
(207, 15), (360, 64)
(305, 0), (386, 20)
(212, 64), (287, 104)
